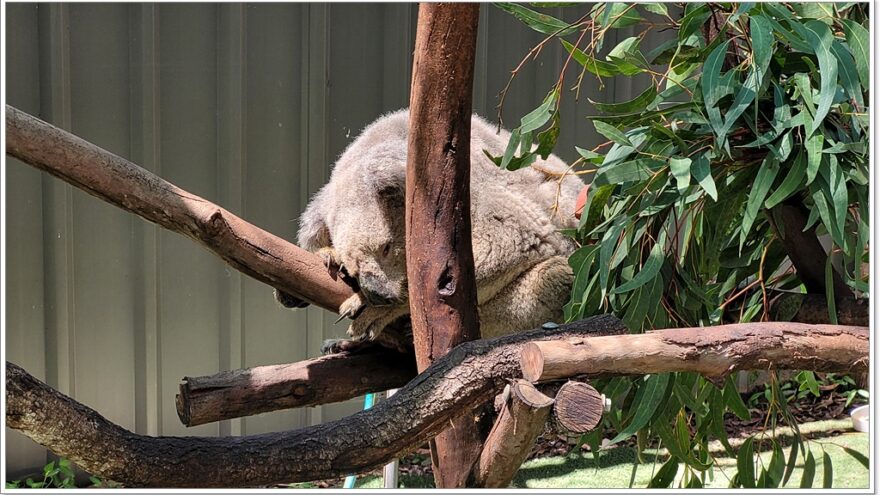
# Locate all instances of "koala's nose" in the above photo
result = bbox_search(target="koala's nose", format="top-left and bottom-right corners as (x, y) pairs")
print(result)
(359, 272), (397, 306)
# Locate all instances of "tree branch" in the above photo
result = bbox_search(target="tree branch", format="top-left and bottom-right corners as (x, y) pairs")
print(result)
(520, 322), (868, 384)
(176, 346), (417, 427)
(5, 105), (354, 313)
(7, 315), (625, 488)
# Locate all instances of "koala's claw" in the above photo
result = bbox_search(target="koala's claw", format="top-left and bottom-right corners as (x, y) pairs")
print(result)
(321, 336), (372, 355)
(336, 293), (367, 323)
(274, 289), (310, 309)
(317, 246), (344, 277)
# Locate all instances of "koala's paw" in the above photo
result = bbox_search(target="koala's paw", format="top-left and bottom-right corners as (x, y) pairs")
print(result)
(336, 293), (367, 323)
(274, 288), (310, 309)
(346, 305), (410, 341)
(317, 246), (344, 277)
(320, 336), (372, 355)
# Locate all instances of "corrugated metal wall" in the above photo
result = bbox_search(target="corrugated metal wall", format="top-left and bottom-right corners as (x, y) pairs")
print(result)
(5, 3), (665, 476)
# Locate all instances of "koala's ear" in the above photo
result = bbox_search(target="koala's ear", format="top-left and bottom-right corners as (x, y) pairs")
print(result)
(375, 166), (406, 208)
(298, 195), (331, 251)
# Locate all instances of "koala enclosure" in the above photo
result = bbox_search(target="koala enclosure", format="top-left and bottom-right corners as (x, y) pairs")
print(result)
(5, 2), (870, 489)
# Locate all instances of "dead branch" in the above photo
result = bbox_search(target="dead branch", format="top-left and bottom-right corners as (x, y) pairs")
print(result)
(405, 3), (482, 487)
(5, 104), (354, 313)
(520, 322), (868, 383)
(176, 346), (417, 427)
(470, 380), (553, 488)
(7, 315), (624, 488)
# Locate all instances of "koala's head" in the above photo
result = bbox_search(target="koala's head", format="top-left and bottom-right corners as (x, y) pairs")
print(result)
(300, 157), (409, 307)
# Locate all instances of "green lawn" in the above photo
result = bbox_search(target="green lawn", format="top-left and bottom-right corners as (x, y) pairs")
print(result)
(352, 419), (869, 489)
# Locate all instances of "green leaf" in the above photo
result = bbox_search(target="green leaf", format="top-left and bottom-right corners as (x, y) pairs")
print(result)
(648, 456), (678, 488)
(792, 3), (835, 23)
(765, 150), (806, 209)
(840, 19), (869, 90)
(702, 40), (731, 137)
(641, 3), (667, 17)
(599, 219), (626, 296)
(737, 437), (756, 488)
(593, 120), (634, 147)
(678, 4), (711, 42)
(740, 156), (780, 249)
(500, 128), (521, 170)
(594, 158), (664, 186)
(596, 3), (642, 29)
(830, 40), (864, 108)
(805, 131), (823, 184)
(825, 256), (838, 324)
(669, 157), (692, 193)
(592, 85), (657, 115)
(560, 39), (620, 77)
(822, 450), (833, 488)
(609, 373), (672, 444)
(520, 90), (558, 134)
(719, 15), (773, 140)
(691, 153), (717, 201)
(782, 438), (800, 486)
(802, 21), (838, 135)
(841, 446), (869, 469)
(612, 233), (665, 294)
(723, 376), (750, 420)
(801, 451), (816, 488)
(494, 3), (579, 35)
(579, 183), (615, 235)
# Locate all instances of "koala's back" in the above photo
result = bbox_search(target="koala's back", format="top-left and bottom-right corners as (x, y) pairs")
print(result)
(330, 109), (583, 231)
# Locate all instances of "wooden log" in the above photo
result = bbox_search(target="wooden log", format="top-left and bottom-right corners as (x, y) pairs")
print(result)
(405, 3), (482, 488)
(176, 347), (416, 427)
(471, 380), (554, 488)
(520, 322), (868, 383)
(552, 381), (604, 434)
(5, 105), (354, 313)
(7, 314), (625, 488)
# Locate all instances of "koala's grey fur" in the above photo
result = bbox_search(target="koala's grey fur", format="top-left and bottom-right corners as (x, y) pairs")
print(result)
(290, 109), (583, 352)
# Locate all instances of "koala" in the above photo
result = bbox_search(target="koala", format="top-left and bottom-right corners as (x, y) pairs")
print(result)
(278, 109), (584, 353)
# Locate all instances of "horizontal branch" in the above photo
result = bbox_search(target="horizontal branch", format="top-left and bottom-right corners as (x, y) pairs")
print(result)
(176, 347), (417, 427)
(520, 322), (868, 383)
(5, 105), (353, 313)
(772, 291), (869, 327)
(7, 315), (625, 487)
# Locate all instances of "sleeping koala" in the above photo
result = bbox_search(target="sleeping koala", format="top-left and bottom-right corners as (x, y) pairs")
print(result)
(277, 109), (584, 353)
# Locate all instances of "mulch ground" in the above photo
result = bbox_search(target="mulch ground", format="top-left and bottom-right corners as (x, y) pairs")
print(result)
(279, 387), (864, 488)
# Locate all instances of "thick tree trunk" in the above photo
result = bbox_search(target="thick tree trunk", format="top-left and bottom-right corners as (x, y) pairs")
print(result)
(520, 322), (868, 383)
(7, 315), (624, 488)
(176, 347), (416, 427)
(470, 380), (554, 488)
(5, 105), (354, 313)
(405, 3), (482, 488)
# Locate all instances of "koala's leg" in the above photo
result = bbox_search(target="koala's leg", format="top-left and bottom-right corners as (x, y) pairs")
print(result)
(478, 255), (574, 339)
(323, 314), (413, 355)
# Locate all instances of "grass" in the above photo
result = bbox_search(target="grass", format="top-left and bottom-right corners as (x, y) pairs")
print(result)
(351, 419), (869, 489)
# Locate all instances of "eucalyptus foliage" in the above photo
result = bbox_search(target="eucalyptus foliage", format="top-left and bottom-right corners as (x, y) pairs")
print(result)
(493, 2), (869, 488)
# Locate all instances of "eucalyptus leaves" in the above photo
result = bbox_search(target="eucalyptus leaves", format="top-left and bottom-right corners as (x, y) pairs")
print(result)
(494, 2), (869, 488)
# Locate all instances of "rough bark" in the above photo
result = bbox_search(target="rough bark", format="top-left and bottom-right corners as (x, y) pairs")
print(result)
(7, 315), (624, 488)
(405, 3), (482, 488)
(520, 322), (868, 384)
(770, 201), (853, 301)
(552, 381), (605, 434)
(470, 380), (554, 488)
(176, 347), (416, 427)
(5, 104), (354, 313)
